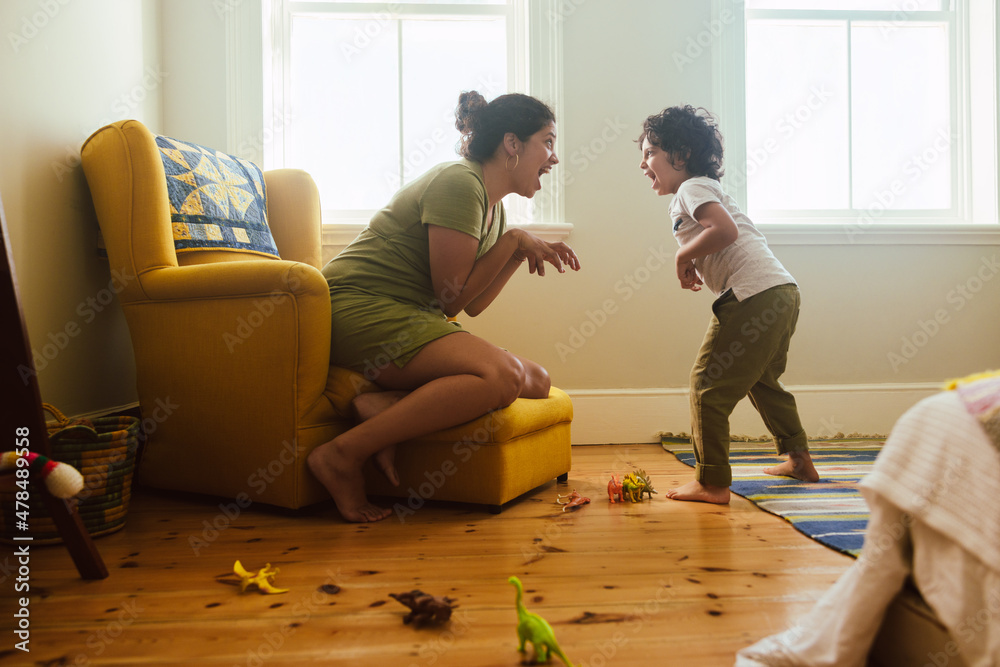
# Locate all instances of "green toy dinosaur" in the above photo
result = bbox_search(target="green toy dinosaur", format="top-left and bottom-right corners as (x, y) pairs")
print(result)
(508, 576), (577, 666)
(634, 468), (658, 500)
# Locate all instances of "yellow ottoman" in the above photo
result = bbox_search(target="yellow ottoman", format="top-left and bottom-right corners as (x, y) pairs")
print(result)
(361, 387), (573, 517)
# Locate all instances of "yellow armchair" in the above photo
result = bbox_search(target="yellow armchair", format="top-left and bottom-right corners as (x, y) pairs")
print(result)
(81, 119), (572, 513)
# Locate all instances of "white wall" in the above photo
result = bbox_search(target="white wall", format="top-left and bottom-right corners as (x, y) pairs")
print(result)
(160, 0), (264, 163)
(160, 0), (232, 149)
(0, 0), (162, 416)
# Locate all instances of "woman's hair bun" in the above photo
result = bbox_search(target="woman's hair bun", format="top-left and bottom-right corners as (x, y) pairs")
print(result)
(454, 91), (555, 162)
(455, 90), (488, 135)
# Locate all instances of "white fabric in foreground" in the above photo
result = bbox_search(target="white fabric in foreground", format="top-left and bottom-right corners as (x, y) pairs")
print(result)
(735, 391), (1000, 667)
(862, 391), (1000, 573)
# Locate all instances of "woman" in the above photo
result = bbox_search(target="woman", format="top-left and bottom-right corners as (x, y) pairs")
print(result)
(309, 91), (581, 522)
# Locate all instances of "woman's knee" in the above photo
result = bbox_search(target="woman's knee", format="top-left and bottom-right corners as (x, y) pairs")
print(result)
(489, 355), (527, 408)
(522, 361), (551, 399)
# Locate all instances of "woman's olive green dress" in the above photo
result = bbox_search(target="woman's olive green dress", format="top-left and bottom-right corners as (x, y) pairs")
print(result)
(321, 160), (505, 374)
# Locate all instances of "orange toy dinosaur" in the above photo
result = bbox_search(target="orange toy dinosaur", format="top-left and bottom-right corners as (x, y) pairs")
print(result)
(607, 474), (624, 503)
(556, 490), (590, 511)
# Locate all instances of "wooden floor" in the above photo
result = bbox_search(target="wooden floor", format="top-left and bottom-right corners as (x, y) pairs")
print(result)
(0, 444), (853, 666)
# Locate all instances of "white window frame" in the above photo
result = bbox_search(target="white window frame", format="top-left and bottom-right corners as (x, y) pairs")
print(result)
(248, 0), (570, 246)
(712, 0), (1000, 245)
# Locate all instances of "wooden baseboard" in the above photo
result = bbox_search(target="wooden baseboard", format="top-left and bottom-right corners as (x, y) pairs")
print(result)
(565, 383), (941, 445)
(76, 384), (944, 448)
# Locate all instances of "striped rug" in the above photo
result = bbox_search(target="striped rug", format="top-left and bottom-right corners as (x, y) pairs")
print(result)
(663, 439), (883, 557)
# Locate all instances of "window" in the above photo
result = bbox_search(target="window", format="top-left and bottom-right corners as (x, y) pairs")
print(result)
(263, 0), (567, 239)
(716, 0), (998, 230)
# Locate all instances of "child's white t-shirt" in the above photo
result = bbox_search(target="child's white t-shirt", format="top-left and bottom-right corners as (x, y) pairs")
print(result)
(669, 176), (795, 301)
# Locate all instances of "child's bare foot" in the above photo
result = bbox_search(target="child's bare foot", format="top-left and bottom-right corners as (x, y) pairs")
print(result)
(352, 390), (409, 422)
(665, 480), (731, 504)
(307, 441), (391, 522)
(373, 443), (400, 487)
(764, 450), (820, 482)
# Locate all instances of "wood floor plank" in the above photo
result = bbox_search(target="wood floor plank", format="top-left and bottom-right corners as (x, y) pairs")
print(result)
(5, 561), (845, 629)
(7, 599), (825, 666)
(0, 444), (854, 665)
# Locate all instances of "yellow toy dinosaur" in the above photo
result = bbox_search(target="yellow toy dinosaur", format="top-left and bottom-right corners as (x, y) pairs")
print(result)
(233, 560), (289, 594)
(619, 469), (658, 503)
(621, 472), (642, 502)
(508, 576), (577, 666)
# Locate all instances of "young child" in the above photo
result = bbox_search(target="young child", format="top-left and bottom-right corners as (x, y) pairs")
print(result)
(638, 105), (819, 504)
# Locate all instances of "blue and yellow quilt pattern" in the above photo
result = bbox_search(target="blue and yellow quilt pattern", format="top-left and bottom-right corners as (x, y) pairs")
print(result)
(156, 135), (279, 259)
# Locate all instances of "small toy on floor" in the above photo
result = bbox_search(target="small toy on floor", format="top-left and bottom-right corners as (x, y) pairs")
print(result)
(509, 576), (576, 666)
(233, 560), (289, 594)
(609, 469), (657, 503)
(555, 490), (590, 511)
(0, 451), (84, 498)
(389, 590), (458, 627)
(622, 473), (643, 502)
(607, 474), (624, 503)
(634, 468), (657, 499)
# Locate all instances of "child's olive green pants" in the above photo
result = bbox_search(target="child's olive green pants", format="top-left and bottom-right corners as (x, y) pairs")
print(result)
(689, 283), (808, 487)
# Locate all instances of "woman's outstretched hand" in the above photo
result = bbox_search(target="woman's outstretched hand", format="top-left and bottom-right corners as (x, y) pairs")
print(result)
(510, 229), (581, 277)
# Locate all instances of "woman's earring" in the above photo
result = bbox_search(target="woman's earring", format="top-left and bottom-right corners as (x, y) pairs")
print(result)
(505, 154), (519, 173)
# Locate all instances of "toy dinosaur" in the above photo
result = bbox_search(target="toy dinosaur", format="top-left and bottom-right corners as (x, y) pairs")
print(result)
(607, 474), (624, 503)
(555, 490), (590, 512)
(621, 473), (643, 502)
(634, 468), (658, 499)
(388, 590), (458, 627)
(508, 576), (576, 666)
(233, 560), (289, 594)
(617, 469), (658, 503)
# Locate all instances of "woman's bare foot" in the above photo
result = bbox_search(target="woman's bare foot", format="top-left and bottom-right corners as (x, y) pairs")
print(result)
(664, 480), (731, 504)
(764, 450), (820, 482)
(352, 390), (409, 422)
(307, 440), (391, 523)
(373, 443), (400, 487)
(351, 392), (407, 485)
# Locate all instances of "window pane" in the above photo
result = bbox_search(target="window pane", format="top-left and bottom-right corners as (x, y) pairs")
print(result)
(746, 20), (850, 211)
(746, 1), (943, 9)
(288, 16), (400, 211)
(398, 18), (507, 188)
(851, 22), (950, 210)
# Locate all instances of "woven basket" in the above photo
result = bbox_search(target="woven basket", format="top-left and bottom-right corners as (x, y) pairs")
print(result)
(0, 404), (139, 544)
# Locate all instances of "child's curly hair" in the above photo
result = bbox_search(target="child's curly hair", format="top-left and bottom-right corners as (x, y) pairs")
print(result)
(638, 106), (725, 180)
